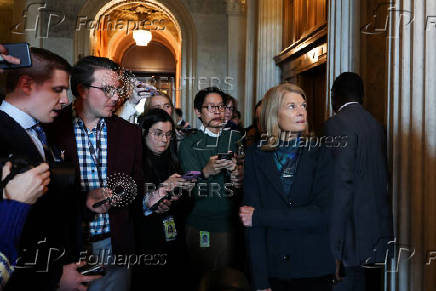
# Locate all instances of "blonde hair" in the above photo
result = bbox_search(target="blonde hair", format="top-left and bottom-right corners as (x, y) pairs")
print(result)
(143, 92), (176, 120)
(260, 83), (308, 151)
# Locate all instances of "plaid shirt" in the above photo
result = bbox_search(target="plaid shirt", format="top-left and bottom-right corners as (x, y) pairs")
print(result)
(73, 109), (110, 237)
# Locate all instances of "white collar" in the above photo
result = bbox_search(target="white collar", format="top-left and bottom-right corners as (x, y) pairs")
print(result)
(338, 102), (359, 112)
(0, 100), (38, 129)
(199, 124), (221, 138)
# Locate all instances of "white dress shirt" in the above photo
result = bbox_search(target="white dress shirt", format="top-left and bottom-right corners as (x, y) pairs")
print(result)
(199, 123), (221, 137)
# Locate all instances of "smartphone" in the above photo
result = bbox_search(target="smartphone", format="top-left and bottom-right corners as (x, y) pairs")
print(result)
(181, 171), (202, 181)
(78, 264), (106, 276)
(0, 43), (32, 69)
(217, 152), (233, 160)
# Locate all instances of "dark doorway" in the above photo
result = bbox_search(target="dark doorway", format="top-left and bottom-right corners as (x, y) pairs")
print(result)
(297, 63), (327, 136)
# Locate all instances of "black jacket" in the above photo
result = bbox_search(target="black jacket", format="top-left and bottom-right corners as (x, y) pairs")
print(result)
(0, 110), (80, 291)
(243, 142), (335, 290)
(324, 103), (394, 267)
(134, 148), (190, 253)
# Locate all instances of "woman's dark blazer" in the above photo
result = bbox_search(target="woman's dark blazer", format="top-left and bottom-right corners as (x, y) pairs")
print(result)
(243, 142), (336, 290)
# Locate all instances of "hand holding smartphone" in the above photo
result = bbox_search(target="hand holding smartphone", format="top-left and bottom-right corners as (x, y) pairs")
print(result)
(181, 171), (202, 181)
(0, 43), (31, 70)
(77, 264), (106, 276)
(217, 152), (233, 160)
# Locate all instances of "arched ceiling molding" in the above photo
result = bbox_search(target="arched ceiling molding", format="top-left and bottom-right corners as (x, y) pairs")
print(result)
(92, 0), (181, 42)
(109, 32), (179, 65)
(106, 26), (180, 63)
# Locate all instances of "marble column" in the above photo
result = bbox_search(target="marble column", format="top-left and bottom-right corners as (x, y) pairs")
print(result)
(325, 0), (360, 116)
(386, 1), (436, 291)
(255, 0), (282, 101)
(226, 0), (245, 103)
(243, 0), (256, 127)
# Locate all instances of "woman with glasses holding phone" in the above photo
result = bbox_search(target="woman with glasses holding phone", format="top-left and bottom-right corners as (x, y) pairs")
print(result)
(240, 83), (335, 291)
(132, 108), (192, 291)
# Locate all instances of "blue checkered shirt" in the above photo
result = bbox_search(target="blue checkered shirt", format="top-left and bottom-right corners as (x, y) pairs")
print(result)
(73, 113), (110, 237)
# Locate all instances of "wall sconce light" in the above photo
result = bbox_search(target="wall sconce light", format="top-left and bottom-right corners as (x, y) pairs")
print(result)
(133, 30), (152, 46)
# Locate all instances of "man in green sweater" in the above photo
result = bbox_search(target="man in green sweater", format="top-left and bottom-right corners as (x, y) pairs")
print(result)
(179, 87), (243, 284)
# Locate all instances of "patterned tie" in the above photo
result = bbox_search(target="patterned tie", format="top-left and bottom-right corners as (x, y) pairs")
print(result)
(32, 123), (48, 147)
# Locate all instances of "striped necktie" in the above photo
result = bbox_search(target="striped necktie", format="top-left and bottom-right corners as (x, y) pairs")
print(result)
(32, 124), (48, 147)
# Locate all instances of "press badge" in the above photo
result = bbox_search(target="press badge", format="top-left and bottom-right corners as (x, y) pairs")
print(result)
(199, 231), (210, 248)
(162, 216), (177, 242)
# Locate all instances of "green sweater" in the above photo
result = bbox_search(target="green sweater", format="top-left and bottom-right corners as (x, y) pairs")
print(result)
(179, 129), (241, 231)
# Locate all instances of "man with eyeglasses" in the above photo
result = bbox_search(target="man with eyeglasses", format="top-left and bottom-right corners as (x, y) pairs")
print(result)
(45, 56), (144, 291)
(178, 87), (244, 285)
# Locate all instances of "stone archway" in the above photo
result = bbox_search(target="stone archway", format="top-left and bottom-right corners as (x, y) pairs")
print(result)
(74, 0), (197, 122)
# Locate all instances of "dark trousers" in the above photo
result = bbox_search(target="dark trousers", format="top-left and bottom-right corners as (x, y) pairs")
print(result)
(333, 266), (383, 291)
(185, 225), (238, 289)
(269, 275), (334, 291)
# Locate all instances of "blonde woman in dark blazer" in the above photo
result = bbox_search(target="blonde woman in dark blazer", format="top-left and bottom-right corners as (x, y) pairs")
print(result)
(240, 83), (335, 291)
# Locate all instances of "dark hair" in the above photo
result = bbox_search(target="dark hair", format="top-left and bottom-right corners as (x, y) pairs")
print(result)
(175, 108), (183, 117)
(331, 72), (364, 106)
(6, 47), (71, 94)
(233, 110), (241, 119)
(194, 87), (225, 112)
(71, 56), (120, 98)
(224, 94), (238, 110)
(142, 108), (179, 180)
(252, 99), (262, 125)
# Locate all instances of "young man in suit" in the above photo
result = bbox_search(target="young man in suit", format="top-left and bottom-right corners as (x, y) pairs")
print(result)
(46, 56), (144, 291)
(324, 72), (393, 291)
(0, 47), (101, 290)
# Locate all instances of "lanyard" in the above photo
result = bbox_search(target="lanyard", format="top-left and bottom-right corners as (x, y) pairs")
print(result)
(81, 121), (104, 187)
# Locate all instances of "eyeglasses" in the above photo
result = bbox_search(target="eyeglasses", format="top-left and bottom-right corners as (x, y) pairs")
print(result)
(202, 105), (226, 113)
(225, 106), (235, 112)
(149, 129), (174, 140)
(88, 85), (124, 98)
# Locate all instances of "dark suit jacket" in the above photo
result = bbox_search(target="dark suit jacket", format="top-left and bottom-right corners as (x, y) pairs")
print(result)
(324, 103), (393, 267)
(243, 143), (335, 290)
(0, 110), (80, 290)
(45, 105), (144, 256)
